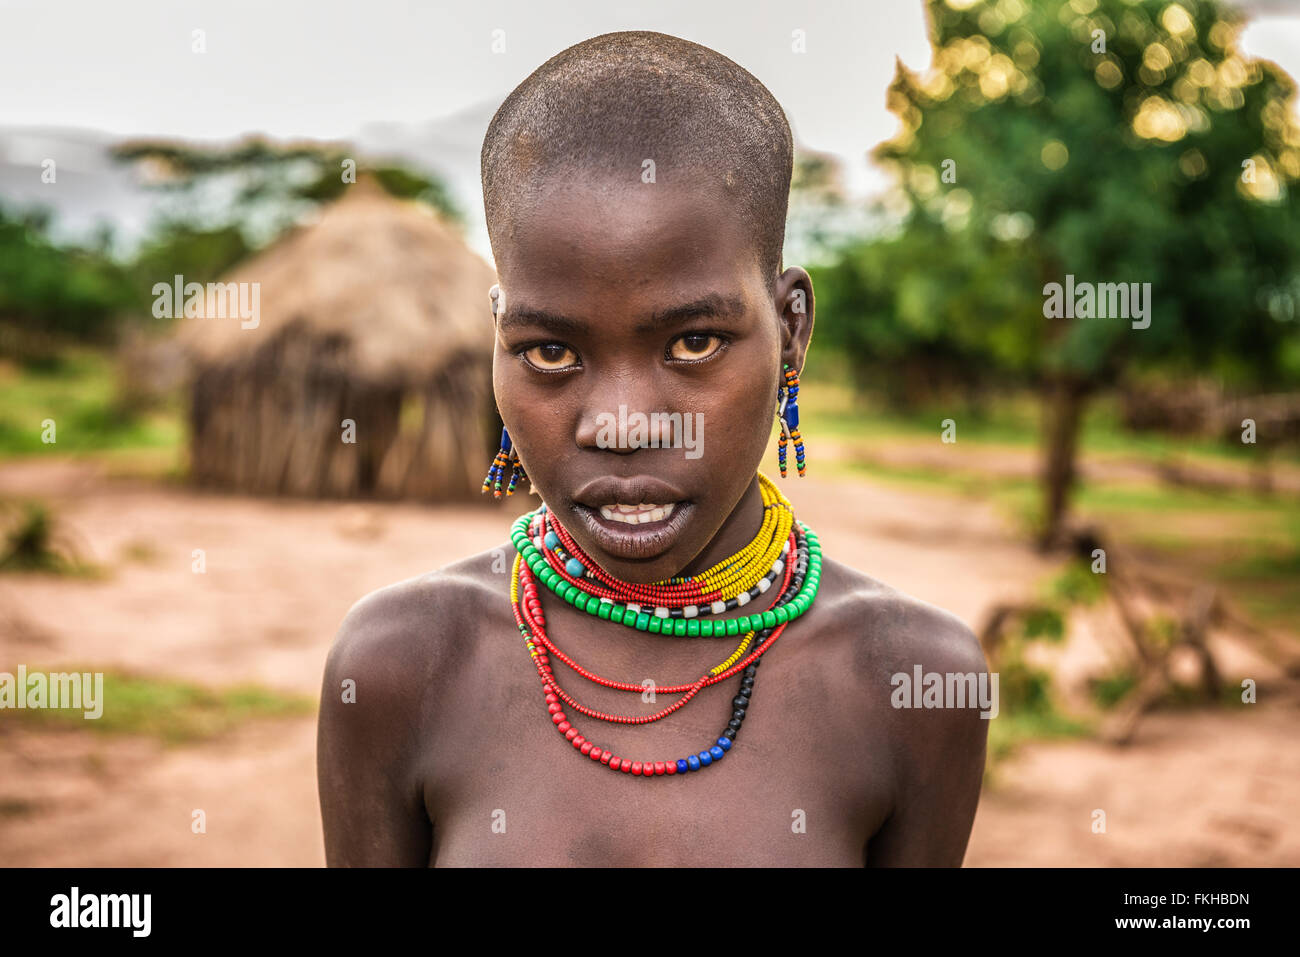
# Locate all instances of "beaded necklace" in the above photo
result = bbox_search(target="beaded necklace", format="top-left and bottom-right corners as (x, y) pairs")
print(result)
(510, 478), (820, 639)
(509, 470), (823, 777)
(534, 472), (794, 618)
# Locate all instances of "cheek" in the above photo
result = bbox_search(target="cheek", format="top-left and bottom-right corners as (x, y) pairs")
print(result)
(693, 373), (777, 468)
(493, 352), (563, 476)
(493, 354), (526, 445)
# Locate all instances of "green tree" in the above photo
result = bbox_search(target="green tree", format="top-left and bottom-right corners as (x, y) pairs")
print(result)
(113, 137), (461, 237)
(817, 0), (1300, 547)
(0, 206), (134, 360)
(128, 221), (253, 295)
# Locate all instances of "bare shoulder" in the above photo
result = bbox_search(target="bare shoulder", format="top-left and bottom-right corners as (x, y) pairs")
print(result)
(811, 556), (990, 847)
(317, 545), (515, 864)
(808, 555), (991, 767)
(319, 543), (514, 719)
(808, 561), (991, 863)
(812, 555), (988, 680)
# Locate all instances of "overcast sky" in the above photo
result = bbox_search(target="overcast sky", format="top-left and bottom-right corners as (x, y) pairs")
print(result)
(3, 0), (1296, 193)
(1, 0), (1297, 263)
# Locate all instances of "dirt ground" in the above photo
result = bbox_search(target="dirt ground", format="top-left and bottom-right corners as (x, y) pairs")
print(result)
(1, 458), (1296, 866)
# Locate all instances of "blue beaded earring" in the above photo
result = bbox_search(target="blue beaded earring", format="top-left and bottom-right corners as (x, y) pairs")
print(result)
(483, 283), (530, 499)
(482, 426), (528, 499)
(776, 363), (806, 477)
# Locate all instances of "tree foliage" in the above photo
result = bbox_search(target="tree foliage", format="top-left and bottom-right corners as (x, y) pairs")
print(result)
(113, 137), (461, 233)
(813, 0), (1300, 544)
(817, 0), (1300, 395)
(0, 207), (134, 358)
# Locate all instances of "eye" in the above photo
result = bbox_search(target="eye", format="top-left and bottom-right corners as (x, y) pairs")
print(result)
(668, 333), (726, 362)
(520, 342), (580, 372)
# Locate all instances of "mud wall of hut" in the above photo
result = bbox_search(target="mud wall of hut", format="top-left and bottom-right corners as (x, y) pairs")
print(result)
(188, 323), (498, 501)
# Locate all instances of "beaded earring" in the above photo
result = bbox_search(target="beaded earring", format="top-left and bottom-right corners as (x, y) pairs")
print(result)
(483, 426), (529, 499)
(776, 362), (807, 478)
(482, 282), (530, 499)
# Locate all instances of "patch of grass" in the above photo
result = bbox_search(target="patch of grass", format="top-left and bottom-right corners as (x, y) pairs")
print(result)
(842, 454), (1291, 520)
(1218, 545), (1300, 581)
(802, 380), (1041, 447)
(1089, 669), (1257, 712)
(1076, 483), (1283, 515)
(983, 628), (1094, 773)
(1149, 676), (1261, 710)
(1090, 671), (1139, 709)
(838, 449), (1300, 628)
(1047, 560), (1108, 607)
(1218, 679), (1258, 708)
(801, 376), (1300, 469)
(0, 501), (102, 577)
(5, 668), (315, 743)
(833, 456), (1028, 497)
(985, 708), (1093, 767)
(0, 349), (182, 456)
(1232, 588), (1300, 626)
(100, 445), (189, 484)
(118, 539), (160, 564)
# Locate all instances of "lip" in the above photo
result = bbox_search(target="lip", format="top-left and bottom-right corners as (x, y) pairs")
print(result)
(569, 475), (693, 561)
(571, 501), (695, 561)
(573, 475), (689, 508)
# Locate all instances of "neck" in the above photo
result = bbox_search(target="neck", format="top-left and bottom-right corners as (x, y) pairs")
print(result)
(673, 472), (766, 579)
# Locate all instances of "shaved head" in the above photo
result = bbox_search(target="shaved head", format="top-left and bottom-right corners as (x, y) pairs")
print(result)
(481, 31), (794, 280)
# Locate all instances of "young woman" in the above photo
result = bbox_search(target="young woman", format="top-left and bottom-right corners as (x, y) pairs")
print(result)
(317, 30), (988, 867)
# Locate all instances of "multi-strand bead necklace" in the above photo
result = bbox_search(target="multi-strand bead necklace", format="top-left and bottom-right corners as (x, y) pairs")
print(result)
(509, 471), (822, 777)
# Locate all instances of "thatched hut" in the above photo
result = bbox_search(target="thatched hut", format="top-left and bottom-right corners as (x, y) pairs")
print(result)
(179, 178), (500, 501)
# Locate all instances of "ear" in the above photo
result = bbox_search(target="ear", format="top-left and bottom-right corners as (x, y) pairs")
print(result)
(773, 267), (814, 372)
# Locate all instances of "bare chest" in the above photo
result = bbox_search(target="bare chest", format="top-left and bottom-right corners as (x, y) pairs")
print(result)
(418, 612), (894, 866)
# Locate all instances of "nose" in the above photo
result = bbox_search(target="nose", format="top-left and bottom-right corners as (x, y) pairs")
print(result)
(574, 370), (677, 453)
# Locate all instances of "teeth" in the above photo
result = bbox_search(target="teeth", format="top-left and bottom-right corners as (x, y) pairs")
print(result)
(598, 502), (677, 525)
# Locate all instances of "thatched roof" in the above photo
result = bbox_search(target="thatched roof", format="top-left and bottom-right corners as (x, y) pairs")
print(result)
(179, 177), (497, 385)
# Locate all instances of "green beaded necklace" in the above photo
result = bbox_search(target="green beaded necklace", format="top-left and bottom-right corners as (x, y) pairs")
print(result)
(509, 511), (823, 638)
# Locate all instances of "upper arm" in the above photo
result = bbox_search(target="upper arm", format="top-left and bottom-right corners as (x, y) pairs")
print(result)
(316, 579), (438, 867)
(865, 602), (990, 867)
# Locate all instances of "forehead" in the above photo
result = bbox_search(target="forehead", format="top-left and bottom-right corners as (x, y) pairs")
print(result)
(495, 170), (762, 314)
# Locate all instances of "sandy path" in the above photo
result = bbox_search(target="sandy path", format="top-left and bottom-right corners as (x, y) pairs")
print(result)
(967, 702), (1300, 866)
(1, 458), (1296, 866)
(0, 718), (322, 866)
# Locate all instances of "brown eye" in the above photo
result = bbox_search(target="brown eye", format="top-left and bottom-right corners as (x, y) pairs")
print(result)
(669, 333), (724, 361)
(522, 343), (579, 371)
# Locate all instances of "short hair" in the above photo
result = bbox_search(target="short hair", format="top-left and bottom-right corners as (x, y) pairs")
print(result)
(481, 31), (794, 280)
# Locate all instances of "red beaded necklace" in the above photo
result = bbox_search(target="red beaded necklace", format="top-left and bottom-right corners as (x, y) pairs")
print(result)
(509, 511), (814, 778)
(513, 532), (796, 724)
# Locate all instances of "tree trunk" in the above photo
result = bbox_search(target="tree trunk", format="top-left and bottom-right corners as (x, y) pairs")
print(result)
(1039, 376), (1089, 551)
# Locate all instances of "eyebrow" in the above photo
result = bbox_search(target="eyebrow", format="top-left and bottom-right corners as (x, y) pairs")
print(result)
(499, 294), (748, 337)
